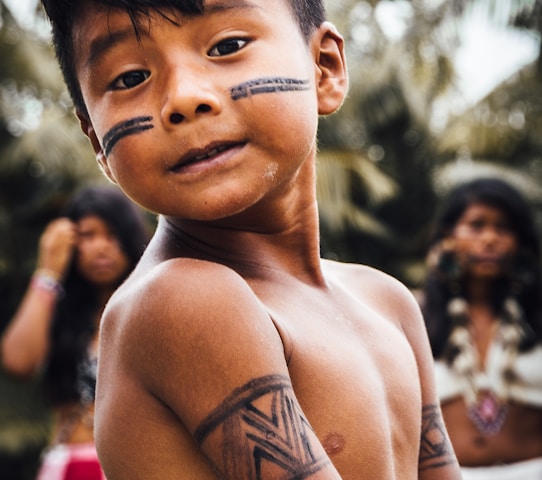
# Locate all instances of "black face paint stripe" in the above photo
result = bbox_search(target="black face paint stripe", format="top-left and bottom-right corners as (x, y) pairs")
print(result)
(100, 78), (308, 154)
(231, 77), (310, 100)
(102, 116), (154, 156)
(194, 375), (330, 479)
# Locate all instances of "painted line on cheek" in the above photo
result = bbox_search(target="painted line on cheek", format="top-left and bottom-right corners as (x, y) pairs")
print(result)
(102, 116), (154, 156)
(230, 77), (310, 100)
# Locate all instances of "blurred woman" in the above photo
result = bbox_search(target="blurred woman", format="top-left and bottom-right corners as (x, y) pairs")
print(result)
(420, 177), (542, 479)
(1, 185), (150, 480)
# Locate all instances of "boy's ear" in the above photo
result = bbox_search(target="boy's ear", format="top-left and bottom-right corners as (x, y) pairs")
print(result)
(313, 22), (348, 115)
(77, 111), (117, 184)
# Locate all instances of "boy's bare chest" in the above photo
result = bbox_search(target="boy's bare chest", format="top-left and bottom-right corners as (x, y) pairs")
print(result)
(269, 294), (419, 401)
(259, 280), (413, 374)
(263, 290), (422, 473)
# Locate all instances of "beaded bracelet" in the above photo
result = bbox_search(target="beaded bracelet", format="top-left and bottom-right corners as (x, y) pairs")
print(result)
(31, 269), (65, 298)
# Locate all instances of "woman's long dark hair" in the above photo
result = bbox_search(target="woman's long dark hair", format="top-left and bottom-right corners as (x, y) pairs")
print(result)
(421, 177), (542, 359)
(44, 185), (150, 405)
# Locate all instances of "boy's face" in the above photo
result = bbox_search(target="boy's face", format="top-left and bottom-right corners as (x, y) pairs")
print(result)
(74, 0), (346, 221)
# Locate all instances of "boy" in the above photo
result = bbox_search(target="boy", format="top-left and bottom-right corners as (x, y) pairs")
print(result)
(40, 0), (461, 478)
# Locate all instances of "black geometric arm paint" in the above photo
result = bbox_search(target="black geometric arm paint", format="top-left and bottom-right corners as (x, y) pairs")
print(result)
(195, 374), (330, 480)
(230, 77), (310, 100)
(419, 404), (456, 472)
(102, 116), (154, 156)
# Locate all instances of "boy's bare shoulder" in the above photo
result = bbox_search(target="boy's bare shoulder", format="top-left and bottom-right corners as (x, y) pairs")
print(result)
(104, 257), (262, 335)
(113, 256), (242, 297)
(323, 258), (414, 299)
(99, 258), (287, 422)
(323, 259), (422, 327)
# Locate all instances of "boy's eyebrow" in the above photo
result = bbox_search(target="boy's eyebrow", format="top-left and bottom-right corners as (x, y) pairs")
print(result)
(86, 27), (139, 67)
(204, 0), (258, 13)
(85, 1), (259, 67)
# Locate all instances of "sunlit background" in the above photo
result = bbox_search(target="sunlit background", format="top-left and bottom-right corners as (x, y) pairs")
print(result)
(1, 1), (541, 478)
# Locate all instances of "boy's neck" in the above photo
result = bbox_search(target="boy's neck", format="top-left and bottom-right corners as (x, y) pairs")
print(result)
(158, 200), (325, 286)
(151, 156), (326, 285)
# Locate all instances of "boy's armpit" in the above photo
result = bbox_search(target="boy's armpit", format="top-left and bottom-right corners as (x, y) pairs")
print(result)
(195, 374), (330, 479)
(418, 403), (456, 472)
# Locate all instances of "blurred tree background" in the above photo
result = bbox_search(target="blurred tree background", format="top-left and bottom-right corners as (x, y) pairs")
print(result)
(0, 0), (541, 478)
(318, 0), (542, 286)
(0, 3), (103, 478)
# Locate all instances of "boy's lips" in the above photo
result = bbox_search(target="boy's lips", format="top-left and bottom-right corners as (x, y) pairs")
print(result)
(171, 141), (244, 171)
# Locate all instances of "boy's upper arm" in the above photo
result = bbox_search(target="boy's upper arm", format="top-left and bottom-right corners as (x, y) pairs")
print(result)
(103, 258), (341, 479)
(353, 268), (460, 479)
(125, 260), (287, 422)
(388, 280), (461, 479)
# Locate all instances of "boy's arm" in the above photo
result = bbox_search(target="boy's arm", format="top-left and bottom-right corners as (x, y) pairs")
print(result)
(395, 284), (462, 479)
(101, 259), (342, 479)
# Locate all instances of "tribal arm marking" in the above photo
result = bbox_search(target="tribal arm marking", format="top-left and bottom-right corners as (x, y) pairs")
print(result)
(102, 116), (154, 156)
(195, 374), (330, 480)
(418, 403), (457, 472)
(231, 77), (310, 100)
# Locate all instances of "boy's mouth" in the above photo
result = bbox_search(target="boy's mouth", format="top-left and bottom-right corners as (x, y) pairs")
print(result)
(172, 141), (244, 171)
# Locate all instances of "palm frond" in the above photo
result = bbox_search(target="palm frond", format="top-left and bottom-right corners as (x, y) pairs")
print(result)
(316, 150), (396, 237)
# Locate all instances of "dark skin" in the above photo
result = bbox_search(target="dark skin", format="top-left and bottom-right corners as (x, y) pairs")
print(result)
(71, 1), (461, 478)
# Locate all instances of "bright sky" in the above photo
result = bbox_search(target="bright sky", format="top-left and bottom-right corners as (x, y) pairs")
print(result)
(374, 0), (540, 105)
(4, 0), (38, 28)
(374, 0), (540, 129)
(454, 8), (539, 106)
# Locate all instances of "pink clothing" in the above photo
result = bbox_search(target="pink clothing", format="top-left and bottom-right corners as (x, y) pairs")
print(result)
(36, 442), (106, 480)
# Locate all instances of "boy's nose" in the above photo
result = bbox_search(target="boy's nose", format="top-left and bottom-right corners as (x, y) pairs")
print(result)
(160, 68), (222, 127)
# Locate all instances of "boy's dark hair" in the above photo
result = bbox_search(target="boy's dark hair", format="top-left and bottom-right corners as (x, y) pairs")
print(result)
(40, 0), (326, 118)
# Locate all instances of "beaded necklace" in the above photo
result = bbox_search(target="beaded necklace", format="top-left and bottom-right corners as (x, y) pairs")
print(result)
(446, 296), (526, 435)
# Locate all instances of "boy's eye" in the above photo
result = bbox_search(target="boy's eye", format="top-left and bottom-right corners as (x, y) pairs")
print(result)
(208, 38), (249, 57)
(112, 70), (150, 90)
